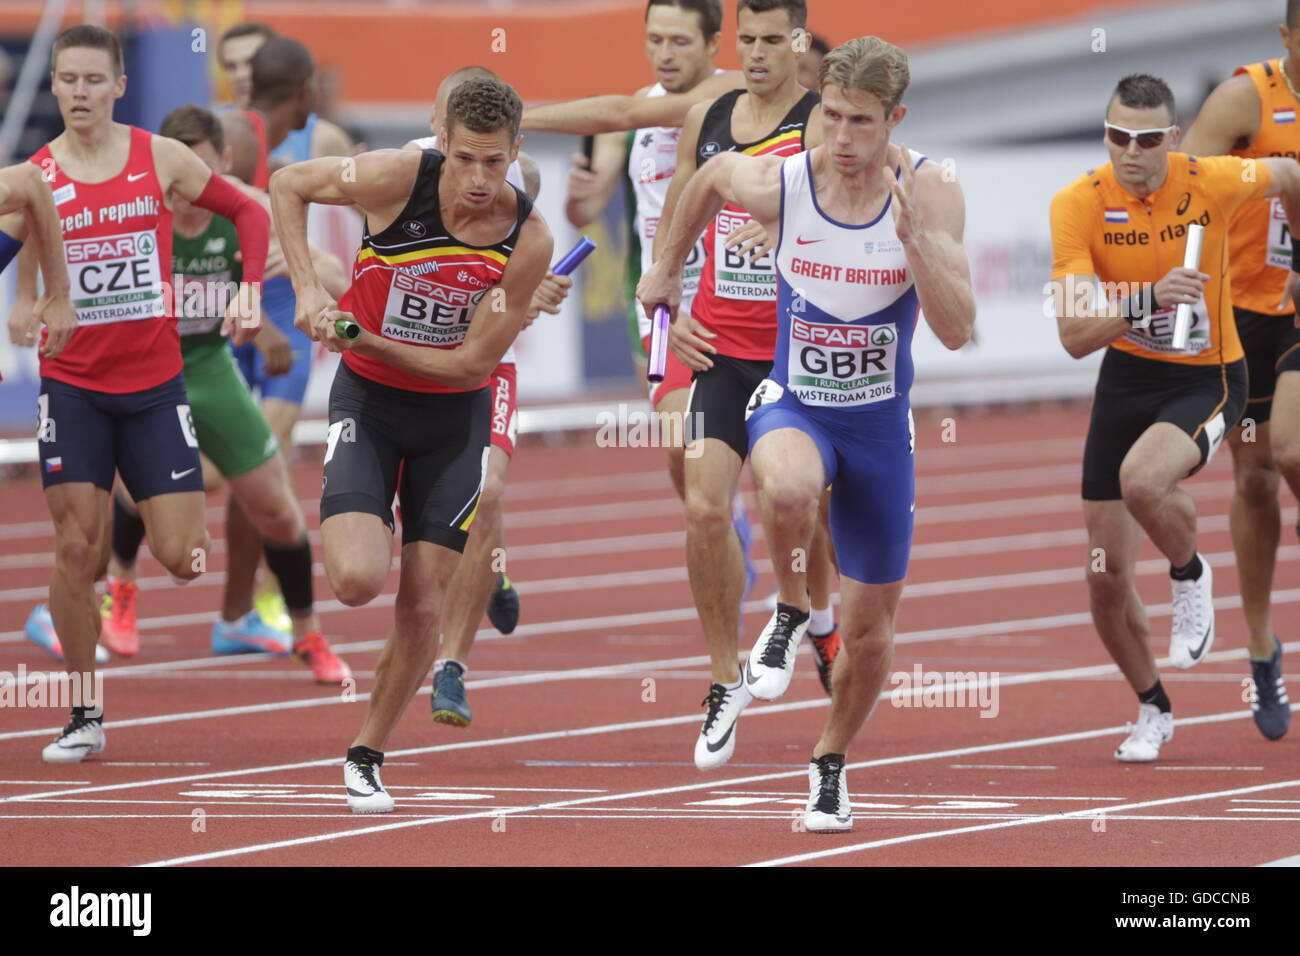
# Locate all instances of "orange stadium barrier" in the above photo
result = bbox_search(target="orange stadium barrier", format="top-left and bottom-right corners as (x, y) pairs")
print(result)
(0, 0), (1186, 104)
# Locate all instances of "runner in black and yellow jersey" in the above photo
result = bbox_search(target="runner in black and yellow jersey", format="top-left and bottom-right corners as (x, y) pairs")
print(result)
(1051, 74), (1300, 762)
(1181, 11), (1300, 740)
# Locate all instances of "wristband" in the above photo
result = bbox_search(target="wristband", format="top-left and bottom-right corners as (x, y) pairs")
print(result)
(1291, 237), (1300, 271)
(1120, 286), (1158, 325)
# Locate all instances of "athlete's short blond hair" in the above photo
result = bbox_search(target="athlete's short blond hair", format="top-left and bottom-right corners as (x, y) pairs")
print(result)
(819, 36), (909, 114)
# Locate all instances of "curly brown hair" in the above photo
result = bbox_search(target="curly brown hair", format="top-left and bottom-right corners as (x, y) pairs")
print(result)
(445, 76), (523, 145)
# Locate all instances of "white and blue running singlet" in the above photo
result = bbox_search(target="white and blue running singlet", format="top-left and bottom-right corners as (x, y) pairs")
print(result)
(745, 148), (926, 584)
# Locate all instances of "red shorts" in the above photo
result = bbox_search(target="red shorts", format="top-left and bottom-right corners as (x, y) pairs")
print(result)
(641, 334), (694, 409)
(488, 362), (519, 457)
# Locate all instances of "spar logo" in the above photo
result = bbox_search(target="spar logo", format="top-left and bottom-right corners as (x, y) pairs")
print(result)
(65, 232), (154, 263)
(871, 326), (896, 347)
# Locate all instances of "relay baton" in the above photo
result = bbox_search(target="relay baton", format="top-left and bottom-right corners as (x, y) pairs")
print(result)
(1170, 223), (1205, 351)
(552, 235), (597, 276)
(647, 304), (671, 383)
(334, 317), (360, 340)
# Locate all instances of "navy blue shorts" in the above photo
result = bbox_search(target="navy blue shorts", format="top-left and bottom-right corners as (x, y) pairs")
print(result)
(37, 373), (204, 500)
(747, 381), (915, 585)
(230, 275), (312, 404)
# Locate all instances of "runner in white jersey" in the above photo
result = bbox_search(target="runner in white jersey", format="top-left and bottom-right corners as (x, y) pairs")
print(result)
(402, 66), (572, 727)
(640, 37), (976, 832)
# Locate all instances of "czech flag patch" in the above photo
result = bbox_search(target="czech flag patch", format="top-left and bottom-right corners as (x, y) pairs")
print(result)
(45, 457), (63, 472)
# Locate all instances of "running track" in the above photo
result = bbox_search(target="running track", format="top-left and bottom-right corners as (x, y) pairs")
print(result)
(1, 405), (1297, 867)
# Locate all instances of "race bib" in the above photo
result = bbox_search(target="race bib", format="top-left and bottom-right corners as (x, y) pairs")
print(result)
(713, 209), (776, 301)
(174, 271), (233, 337)
(66, 229), (162, 325)
(682, 238), (705, 299)
(1123, 301), (1210, 355)
(1267, 197), (1291, 271)
(787, 317), (898, 407)
(381, 271), (485, 347)
(745, 378), (784, 421)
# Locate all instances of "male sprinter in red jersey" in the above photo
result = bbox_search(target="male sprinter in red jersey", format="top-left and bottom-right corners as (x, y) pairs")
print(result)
(271, 77), (552, 811)
(402, 65), (573, 727)
(1051, 74), (1300, 762)
(1, 161), (77, 358)
(1180, 4), (1300, 739)
(642, 36), (974, 831)
(25, 25), (270, 763)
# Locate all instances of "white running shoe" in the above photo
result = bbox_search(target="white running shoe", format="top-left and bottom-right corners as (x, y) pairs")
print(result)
(1169, 554), (1214, 669)
(694, 680), (752, 771)
(344, 754), (395, 813)
(804, 754), (852, 832)
(1114, 703), (1174, 762)
(745, 607), (810, 700)
(42, 709), (105, 764)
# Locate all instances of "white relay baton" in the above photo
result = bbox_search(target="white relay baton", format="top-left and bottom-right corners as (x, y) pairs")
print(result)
(1170, 223), (1205, 351)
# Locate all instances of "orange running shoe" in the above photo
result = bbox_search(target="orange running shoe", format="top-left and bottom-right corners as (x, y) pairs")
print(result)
(294, 632), (352, 685)
(808, 627), (841, 698)
(100, 578), (140, 657)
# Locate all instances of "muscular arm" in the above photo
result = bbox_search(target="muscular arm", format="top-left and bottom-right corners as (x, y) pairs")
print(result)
(899, 160), (975, 350)
(522, 71), (743, 134)
(1180, 73), (1259, 156)
(0, 163), (69, 296)
(653, 99), (708, 261)
(351, 214), (553, 388)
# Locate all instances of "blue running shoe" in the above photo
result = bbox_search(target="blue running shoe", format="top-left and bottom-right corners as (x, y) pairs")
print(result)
(1250, 637), (1290, 741)
(211, 609), (292, 656)
(733, 496), (757, 603)
(431, 661), (473, 727)
(25, 605), (109, 664)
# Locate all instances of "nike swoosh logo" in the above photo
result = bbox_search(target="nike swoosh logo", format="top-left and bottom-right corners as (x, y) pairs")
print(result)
(744, 663), (764, 686)
(705, 719), (736, 753)
(126, 172), (148, 182)
(795, 236), (823, 245)
(171, 468), (196, 480)
(1186, 622), (1212, 660)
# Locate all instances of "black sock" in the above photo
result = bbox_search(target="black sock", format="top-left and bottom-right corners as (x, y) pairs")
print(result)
(776, 602), (810, 624)
(1170, 553), (1203, 581)
(347, 745), (383, 767)
(72, 704), (103, 723)
(112, 490), (146, 566)
(262, 535), (314, 613)
(1137, 680), (1171, 714)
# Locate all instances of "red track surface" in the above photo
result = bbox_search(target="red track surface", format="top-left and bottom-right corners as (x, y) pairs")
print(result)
(1, 405), (1298, 867)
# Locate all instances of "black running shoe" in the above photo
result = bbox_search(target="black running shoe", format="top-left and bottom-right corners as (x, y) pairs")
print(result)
(1250, 637), (1290, 741)
(431, 661), (473, 727)
(487, 572), (521, 634)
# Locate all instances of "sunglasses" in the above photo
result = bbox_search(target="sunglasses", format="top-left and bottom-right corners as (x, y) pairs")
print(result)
(1104, 122), (1176, 149)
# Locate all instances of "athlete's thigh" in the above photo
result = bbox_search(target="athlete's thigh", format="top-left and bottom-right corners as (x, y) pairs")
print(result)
(400, 388), (491, 552)
(1270, 369), (1300, 461)
(227, 450), (298, 520)
(187, 345), (279, 480)
(396, 538), (462, 612)
(320, 366), (404, 534)
(1140, 358), (1247, 484)
(321, 511), (393, 580)
(683, 437), (744, 509)
(115, 374), (204, 502)
(686, 355), (770, 461)
(135, 490), (207, 550)
(44, 482), (111, 555)
(1082, 498), (1144, 576)
(1119, 421), (1202, 493)
(260, 397), (302, 451)
(828, 431), (914, 586)
(36, 378), (115, 493)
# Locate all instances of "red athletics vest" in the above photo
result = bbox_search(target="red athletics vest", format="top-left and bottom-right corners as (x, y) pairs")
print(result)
(245, 110), (271, 190)
(30, 125), (179, 393)
(340, 149), (534, 393)
(692, 88), (819, 360)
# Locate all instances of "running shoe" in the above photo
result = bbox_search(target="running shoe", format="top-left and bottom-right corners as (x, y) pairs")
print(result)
(1168, 554), (1214, 669)
(804, 753), (852, 833)
(255, 587), (293, 634)
(25, 605), (108, 664)
(42, 706), (105, 764)
(1114, 702), (1174, 762)
(99, 577), (140, 657)
(733, 496), (757, 603)
(293, 632), (352, 684)
(808, 626), (841, 697)
(344, 752), (394, 813)
(744, 605), (810, 700)
(695, 680), (752, 770)
(487, 572), (521, 634)
(211, 609), (291, 656)
(431, 661), (473, 727)
(1249, 636), (1290, 741)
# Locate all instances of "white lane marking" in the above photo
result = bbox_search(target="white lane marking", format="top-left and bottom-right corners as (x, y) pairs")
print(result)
(1150, 766), (1264, 771)
(948, 765), (1058, 770)
(1260, 854), (1300, 866)
(126, 705), (1275, 867)
(743, 777), (1300, 868)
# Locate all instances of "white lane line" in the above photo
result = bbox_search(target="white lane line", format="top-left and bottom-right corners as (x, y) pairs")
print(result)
(743, 777), (1300, 868)
(1151, 766), (1264, 771)
(123, 704), (1275, 867)
(0, 779), (90, 785)
(1260, 854), (1300, 866)
(948, 764), (1058, 770)
(706, 790), (1127, 801)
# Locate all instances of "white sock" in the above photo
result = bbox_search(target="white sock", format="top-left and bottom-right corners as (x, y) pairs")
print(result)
(809, 606), (834, 636)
